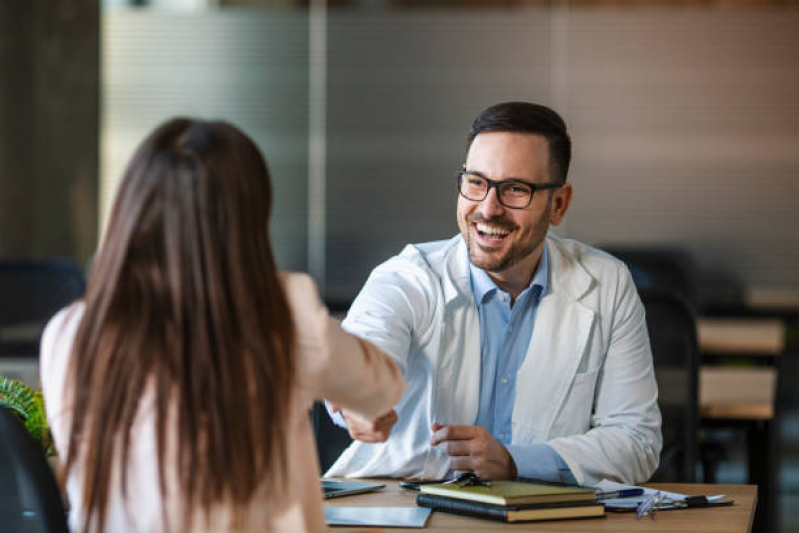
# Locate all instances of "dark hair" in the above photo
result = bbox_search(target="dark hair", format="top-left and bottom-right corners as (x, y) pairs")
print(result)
(65, 118), (295, 531)
(467, 102), (572, 184)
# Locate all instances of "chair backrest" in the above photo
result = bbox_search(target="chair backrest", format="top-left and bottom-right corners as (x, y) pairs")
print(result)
(0, 407), (68, 533)
(602, 247), (701, 312)
(640, 290), (699, 482)
(310, 401), (353, 473)
(0, 259), (85, 356)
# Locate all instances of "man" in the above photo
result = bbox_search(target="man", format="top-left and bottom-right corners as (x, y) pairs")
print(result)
(325, 102), (661, 487)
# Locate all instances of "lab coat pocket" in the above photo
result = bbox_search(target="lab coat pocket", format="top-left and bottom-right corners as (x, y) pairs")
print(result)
(549, 367), (600, 438)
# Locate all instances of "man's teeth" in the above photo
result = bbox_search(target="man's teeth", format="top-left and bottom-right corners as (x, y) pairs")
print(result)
(476, 223), (510, 236)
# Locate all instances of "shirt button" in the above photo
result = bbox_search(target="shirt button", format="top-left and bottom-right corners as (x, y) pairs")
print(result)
(498, 433), (505, 439)
(502, 378), (509, 385)
(507, 325), (513, 332)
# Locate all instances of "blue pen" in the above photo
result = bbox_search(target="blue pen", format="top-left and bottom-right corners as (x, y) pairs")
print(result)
(595, 488), (645, 500)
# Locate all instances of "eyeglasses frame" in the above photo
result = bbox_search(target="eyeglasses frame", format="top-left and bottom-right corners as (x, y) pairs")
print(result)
(456, 170), (562, 209)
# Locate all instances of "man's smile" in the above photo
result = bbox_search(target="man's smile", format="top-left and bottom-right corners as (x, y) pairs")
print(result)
(470, 218), (516, 247)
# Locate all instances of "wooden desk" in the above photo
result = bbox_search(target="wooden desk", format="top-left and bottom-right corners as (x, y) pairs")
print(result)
(699, 367), (778, 533)
(745, 287), (799, 312)
(699, 367), (776, 420)
(325, 481), (757, 532)
(697, 318), (785, 356)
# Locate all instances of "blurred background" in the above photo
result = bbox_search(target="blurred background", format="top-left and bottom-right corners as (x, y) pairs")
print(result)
(1, 0), (798, 531)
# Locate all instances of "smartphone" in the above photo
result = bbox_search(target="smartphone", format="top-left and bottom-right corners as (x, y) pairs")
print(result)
(399, 479), (449, 491)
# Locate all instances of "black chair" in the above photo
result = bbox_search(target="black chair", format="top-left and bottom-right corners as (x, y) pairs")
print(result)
(640, 290), (699, 482)
(0, 259), (85, 357)
(310, 401), (353, 473)
(602, 247), (701, 312)
(0, 407), (68, 532)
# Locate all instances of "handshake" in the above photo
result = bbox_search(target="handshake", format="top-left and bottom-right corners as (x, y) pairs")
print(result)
(328, 405), (518, 479)
(328, 405), (398, 442)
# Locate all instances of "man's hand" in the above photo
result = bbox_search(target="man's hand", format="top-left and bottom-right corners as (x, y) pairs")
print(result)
(430, 423), (517, 480)
(330, 405), (398, 442)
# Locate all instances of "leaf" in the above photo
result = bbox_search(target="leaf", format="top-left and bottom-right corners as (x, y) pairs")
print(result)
(0, 377), (54, 456)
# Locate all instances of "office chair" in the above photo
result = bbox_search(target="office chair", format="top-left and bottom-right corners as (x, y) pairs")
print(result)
(310, 401), (353, 473)
(601, 247), (701, 312)
(641, 290), (699, 482)
(0, 407), (68, 533)
(0, 259), (85, 357)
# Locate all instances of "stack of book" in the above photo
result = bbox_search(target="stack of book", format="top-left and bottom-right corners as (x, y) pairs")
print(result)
(416, 480), (605, 523)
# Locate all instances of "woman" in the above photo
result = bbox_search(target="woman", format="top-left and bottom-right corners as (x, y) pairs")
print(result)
(40, 118), (407, 532)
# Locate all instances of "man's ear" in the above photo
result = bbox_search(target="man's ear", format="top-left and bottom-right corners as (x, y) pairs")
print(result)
(549, 183), (573, 227)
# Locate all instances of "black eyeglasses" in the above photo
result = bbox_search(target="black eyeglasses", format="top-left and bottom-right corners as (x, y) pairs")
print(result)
(457, 171), (561, 209)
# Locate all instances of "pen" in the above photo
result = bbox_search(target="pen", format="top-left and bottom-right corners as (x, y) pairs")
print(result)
(596, 488), (645, 500)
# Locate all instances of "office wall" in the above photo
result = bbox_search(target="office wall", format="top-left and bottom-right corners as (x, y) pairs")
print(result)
(102, 6), (799, 302)
(324, 7), (799, 300)
(325, 11), (555, 300)
(102, 11), (310, 272)
(0, 0), (99, 264)
(561, 9), (799, 290)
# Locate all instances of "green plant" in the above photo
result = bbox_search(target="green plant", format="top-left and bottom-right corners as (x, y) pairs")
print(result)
(0, 377), (54, 456)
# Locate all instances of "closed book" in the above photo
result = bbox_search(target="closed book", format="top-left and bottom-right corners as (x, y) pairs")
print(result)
(419, 480), (596, 506)
(416, 493), (605, 523)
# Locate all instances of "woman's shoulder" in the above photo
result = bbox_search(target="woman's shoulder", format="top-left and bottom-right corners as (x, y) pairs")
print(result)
(279, 271), (324, 313)
(39, 302), (85, 416)
(41, 303), (85, 361)
(279, 270), (317, 294)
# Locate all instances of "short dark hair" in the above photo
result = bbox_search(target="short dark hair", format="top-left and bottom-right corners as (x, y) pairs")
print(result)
(467, 102), (571, 184)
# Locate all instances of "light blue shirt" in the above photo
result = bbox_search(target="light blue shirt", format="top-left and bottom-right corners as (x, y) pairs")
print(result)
(469, 245), (576, 484)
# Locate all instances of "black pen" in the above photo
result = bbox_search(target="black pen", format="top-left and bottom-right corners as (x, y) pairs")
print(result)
(596, 488), (645, 500)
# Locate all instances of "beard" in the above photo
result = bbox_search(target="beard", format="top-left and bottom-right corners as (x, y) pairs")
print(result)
(462, 199), (551, 273)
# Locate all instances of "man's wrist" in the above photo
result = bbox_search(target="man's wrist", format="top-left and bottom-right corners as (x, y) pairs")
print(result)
(506, 447), (518, 478)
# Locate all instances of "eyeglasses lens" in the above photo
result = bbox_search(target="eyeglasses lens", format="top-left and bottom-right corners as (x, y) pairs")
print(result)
(459, 173), (531, 208)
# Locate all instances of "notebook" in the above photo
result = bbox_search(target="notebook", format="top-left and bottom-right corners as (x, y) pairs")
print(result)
(416, 493), (605, 523)
(419, 480), (596, 506)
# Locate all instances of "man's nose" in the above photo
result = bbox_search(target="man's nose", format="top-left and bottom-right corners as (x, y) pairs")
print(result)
(477, 187), (505, 218)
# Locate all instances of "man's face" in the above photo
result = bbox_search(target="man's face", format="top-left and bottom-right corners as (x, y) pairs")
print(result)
(457, 131), (569, 274)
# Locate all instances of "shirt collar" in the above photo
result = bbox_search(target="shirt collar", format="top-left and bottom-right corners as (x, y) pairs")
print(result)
(469, 243), (550, 305)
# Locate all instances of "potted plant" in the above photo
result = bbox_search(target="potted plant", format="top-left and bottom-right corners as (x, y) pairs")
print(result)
(0, 376), (54, 457)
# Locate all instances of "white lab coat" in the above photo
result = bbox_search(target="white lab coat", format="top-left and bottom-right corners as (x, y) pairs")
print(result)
(326, 233), (662, 486)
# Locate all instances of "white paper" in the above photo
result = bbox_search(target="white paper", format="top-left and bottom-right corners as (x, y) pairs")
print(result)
(594, 479), (726, 506)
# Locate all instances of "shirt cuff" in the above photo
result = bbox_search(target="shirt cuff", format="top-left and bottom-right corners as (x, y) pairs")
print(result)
(324, 400), (349, 429)
(506, 443), (577, 485)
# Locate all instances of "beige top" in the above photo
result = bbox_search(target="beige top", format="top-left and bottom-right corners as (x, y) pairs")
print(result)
(40, 272), (407, 533)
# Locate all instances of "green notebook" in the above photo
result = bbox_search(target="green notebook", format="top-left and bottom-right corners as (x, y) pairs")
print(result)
(419, 480), (596, 506)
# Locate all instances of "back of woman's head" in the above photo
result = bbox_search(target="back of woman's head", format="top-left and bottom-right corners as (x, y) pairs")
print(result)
(66, 118), (295, 531)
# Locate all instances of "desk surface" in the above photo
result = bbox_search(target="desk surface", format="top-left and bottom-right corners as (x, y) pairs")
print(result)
(324, 481), (757, 532)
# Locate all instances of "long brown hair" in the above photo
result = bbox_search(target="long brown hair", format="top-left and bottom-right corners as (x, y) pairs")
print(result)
(64, 118), (295, 531)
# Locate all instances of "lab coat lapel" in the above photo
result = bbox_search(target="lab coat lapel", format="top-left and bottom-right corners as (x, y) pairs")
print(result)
(513, 236), (596, 441)
(433, 238), (481, 427)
